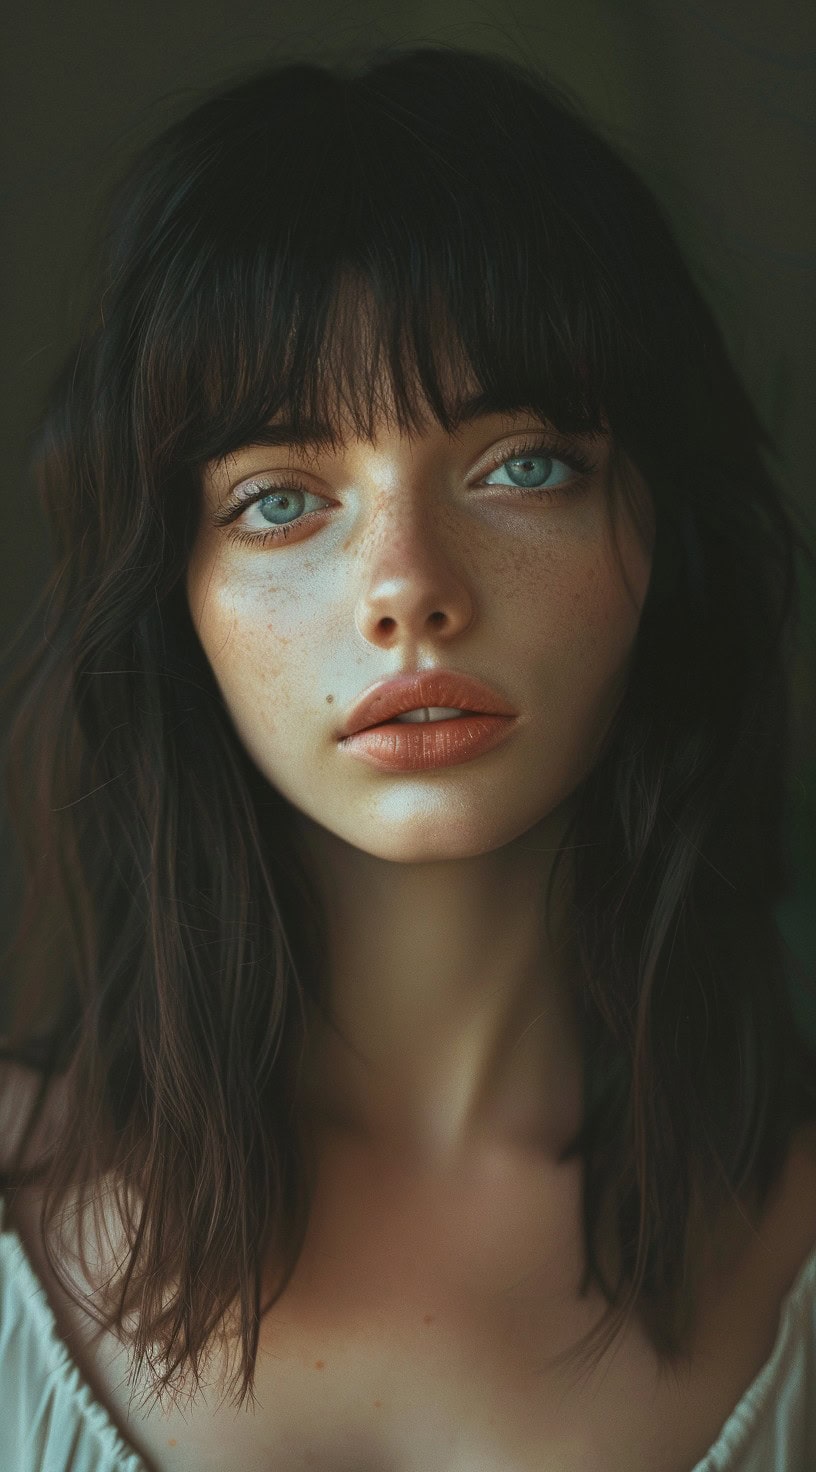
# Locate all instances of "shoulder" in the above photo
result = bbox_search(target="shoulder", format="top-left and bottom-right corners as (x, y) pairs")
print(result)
(754, 1120), (816, 1301)
(0, 1058), (41, 1171)
(698, 1120), (816, 1303)
(781, 1120), (816, 1210)
(0, 1057), (67, 1174)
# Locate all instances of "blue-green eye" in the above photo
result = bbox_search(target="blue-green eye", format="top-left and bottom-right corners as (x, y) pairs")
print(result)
(253, 484), (324, 526)
(216, 434), (598, 549)
(485, 453), (567, 489)
(216, 476), (331, 546)
(482, 439), (595, 492)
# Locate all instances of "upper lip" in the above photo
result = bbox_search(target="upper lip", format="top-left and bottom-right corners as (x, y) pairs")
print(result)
(339, 670), (518, 737)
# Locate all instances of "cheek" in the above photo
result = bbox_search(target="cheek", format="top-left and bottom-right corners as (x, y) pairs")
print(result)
(503, 525), (650, 679)
(186, 546), (290, 709)
(518, 538), (650, 798)
(186, 545), (335, 763)
(570, 546), (647, 658)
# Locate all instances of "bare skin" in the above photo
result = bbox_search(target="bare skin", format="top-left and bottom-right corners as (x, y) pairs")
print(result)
(4, 1083), (816, 1472)
(4, 370), (816, 1469)
(185, 382), (652, 1168)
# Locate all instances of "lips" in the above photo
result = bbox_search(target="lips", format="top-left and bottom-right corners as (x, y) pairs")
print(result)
(339, 670), (517, 738)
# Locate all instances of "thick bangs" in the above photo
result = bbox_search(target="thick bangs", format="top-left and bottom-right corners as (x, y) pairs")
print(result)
(124, 53), (653, 478)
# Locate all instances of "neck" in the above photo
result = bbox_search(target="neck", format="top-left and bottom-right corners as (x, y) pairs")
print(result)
(289, 802), (585, 1171)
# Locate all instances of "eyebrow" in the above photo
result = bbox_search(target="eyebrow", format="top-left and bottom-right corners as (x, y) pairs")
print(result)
(232, 393), (569, 456)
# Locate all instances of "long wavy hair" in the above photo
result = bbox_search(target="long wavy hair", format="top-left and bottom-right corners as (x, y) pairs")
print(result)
(2, 41), (816, 1412)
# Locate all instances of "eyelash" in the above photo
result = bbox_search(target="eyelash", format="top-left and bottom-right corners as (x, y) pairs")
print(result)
(216, 437), (598, 549)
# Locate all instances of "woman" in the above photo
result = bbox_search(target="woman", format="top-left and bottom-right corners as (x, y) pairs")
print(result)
(1, 40), (816, 1472)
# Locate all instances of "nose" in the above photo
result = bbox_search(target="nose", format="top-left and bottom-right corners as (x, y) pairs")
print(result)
(353, 501), (475, 649)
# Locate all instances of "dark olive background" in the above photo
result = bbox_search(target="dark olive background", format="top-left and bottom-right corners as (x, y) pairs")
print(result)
(1, 1), (814, 1018)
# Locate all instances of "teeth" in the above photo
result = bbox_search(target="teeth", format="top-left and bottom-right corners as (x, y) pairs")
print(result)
(393, 706), (467, 724)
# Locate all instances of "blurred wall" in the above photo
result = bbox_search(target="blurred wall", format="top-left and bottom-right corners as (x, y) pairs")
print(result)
(2, 0), (814, 992)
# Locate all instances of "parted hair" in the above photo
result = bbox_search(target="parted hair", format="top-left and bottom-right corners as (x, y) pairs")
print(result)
(2, 40), (816, 1410)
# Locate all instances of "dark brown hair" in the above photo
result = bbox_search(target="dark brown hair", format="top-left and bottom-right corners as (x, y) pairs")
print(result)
(2, 40), (816, 1411)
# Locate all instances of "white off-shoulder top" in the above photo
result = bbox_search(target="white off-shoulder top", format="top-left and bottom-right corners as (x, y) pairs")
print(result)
(1, 1194), (815, 1471)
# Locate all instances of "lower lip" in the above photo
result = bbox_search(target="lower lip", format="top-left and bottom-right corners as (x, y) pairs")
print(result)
(337, 714), (518, 771)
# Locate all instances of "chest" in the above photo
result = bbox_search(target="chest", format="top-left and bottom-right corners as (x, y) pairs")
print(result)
(13, 1135), (814, 1472)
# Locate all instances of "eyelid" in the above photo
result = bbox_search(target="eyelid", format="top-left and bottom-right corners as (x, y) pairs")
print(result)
(212, 476), (328, 525)
(226, 431), (579, 491)
(213, 429), (599, 526)
(472, 429), (579, 476)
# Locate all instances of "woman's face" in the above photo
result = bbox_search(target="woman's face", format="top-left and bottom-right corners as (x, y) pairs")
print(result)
(186, 390), (654, 864)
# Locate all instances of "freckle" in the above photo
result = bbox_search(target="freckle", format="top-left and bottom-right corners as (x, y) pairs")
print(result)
(314, 1359), (325, 1369)
(167, 1438), (177, 1446)
(422, 1313), (435, 1324)
(373, 1399), (382, 1408)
